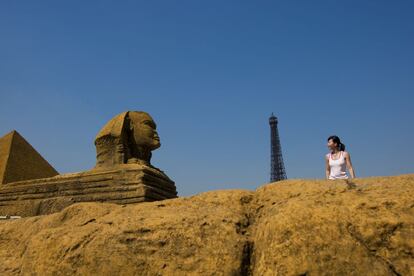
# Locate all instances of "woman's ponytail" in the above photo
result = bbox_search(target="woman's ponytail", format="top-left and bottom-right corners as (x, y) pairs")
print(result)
(338, 142), (346, 151)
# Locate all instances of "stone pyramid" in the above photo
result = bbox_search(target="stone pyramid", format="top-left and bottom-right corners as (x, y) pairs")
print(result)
(0, 130), (58, 184)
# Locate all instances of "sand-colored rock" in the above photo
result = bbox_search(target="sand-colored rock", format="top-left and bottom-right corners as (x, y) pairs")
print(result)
(0, 175), (413, 275)
(0, 190), (253, 275)
(0, 131), (58, 185)
(251, 175), (414, 275)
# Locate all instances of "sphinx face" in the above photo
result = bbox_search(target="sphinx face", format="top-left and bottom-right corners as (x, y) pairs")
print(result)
(128, 112), (160, 150)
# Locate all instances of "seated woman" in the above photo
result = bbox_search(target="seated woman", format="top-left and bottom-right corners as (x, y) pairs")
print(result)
(325, 135), (356, 180)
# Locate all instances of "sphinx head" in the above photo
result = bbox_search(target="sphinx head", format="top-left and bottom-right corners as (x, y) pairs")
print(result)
(94, 111), (160, 168)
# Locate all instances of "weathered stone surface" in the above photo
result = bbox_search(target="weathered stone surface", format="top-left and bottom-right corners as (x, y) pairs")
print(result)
(0, 131), (58, 185)
(0, 174), (412, 275)
(0, 190), (252, 275)
(251, 175), (414, 275)
(0, 164), (177, 217)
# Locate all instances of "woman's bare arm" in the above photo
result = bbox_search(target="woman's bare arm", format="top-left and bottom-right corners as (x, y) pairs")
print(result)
(344, 151), (356, 178)
(325, 155), (330, 179)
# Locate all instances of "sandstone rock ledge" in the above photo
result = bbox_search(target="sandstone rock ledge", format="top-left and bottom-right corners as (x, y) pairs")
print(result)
(0, 174), (413, 275)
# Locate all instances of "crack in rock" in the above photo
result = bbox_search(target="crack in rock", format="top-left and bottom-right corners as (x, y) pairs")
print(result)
(346, 222), (402, 276)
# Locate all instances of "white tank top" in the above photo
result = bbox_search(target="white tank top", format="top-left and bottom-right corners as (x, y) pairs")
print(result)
(327, 151), (348, 180)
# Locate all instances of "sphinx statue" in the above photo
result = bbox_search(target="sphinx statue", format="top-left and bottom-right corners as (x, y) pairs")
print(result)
(0, 111), (177, 217)
(95, 111), (161, 168)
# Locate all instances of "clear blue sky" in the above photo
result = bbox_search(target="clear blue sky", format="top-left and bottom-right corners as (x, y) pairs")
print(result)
(1, 1), (413, 196)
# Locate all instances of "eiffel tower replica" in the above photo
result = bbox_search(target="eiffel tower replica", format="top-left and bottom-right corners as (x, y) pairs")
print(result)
(269, 113), (287, 182)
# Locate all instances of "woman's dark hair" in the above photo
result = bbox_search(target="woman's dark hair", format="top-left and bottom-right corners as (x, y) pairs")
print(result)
(328, 135), (346, 151)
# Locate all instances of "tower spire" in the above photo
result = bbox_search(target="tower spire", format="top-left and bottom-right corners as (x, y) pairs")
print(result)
(269, 113), (287, 182)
